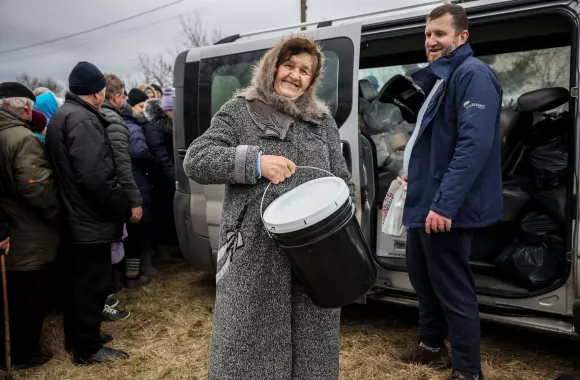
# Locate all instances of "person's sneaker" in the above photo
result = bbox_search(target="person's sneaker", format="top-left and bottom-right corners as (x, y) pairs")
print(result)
(74, 346), (129, 365)
(105, 294), (119, 309)
(390, 343), (451, 369)
(446, 370), (484, 380)
(125, 275), (152, 290)
(102, 304), (130, 321)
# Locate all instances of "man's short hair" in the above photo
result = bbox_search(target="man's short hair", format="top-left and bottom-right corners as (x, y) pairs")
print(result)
(427, 4), (469, 34)
(0, 97), (34, 114)
(104, 73), (125, 100)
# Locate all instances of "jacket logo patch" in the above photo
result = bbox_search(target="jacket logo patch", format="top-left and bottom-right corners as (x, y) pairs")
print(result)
(463, 101), (486, 110)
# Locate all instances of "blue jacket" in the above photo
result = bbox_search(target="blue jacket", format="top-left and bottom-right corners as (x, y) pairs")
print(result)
(122, 112), (154, 224)
(403, 43), (503, 229)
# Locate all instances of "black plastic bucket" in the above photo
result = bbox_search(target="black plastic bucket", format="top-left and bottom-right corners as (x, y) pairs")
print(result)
(262, 169), (377, 308)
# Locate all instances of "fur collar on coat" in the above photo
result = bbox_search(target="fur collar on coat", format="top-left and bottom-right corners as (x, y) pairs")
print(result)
(144, 98), (173, 131)
(236, 36), (330, 123)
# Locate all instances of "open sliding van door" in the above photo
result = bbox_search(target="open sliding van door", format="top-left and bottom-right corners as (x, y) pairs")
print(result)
(174, 23), (362, 271)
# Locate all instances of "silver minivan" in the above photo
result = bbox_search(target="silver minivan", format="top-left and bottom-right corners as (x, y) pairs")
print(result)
(173, 0), (580, 337)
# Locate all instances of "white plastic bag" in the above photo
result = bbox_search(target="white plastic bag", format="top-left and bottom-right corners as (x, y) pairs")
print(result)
(382, 178), (402, 224)
(382, 180), (407, 237)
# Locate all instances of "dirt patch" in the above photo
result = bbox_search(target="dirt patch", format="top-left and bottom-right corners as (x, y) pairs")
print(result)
(8, 263), (580, 379)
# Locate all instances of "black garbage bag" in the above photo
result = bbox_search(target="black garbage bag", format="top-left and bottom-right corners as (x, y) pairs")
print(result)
(525, 112), (570, 146)
(495, 234), (565, 290)
(519, 211), (561, 244)
(524, 186), (566, 224)
(528, 138), (568, 188)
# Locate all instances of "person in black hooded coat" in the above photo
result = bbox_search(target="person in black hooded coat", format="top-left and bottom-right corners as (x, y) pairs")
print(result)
(142, 98), (178, 259)
(120, 102), (159, 278)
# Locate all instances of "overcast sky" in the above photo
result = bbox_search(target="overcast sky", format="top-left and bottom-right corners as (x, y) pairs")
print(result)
(0, 0), (429, 88)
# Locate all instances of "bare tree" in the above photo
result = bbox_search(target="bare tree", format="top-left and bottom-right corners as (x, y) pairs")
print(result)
(179, 13), (222, 49)
(136, 11), (222, 88)
(137, 54), (174, 88)
(16, 73), (63, 96)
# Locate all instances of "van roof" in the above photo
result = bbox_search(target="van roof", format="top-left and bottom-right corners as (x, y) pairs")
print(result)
(215, 0), (569, 44)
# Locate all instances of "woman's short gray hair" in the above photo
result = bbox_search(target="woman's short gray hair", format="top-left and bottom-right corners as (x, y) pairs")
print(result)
(0, 97), (34, 114)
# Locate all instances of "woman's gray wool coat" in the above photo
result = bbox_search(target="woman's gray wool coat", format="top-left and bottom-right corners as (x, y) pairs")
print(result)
(183, 37), (355, 380)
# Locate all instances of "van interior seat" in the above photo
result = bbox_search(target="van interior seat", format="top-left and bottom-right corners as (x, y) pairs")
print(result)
(516, 87), (570, 113)
(376, 74), (424, 123)
(359, 78), (378, 104)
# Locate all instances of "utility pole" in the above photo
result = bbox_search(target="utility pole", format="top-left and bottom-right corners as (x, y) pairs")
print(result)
(301, 0), (307, 30)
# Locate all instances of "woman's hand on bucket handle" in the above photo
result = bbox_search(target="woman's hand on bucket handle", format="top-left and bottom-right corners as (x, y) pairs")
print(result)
(261, 155), (296, 184)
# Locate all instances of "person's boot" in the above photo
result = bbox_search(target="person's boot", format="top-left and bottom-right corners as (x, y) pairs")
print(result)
(125, 275), (152, 290)
(13, 352), (53, 370)
(446, 370), (484, 380)
(74, 346), (129, 365)
(140, 250), (159, 277)
(155, 245), (180, 263)
(390, 342), (451, 369)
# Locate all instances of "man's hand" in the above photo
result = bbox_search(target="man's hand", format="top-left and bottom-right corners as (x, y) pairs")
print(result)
(130, 206), (143, 223)
(401, 174), (408, 182)
(260, 155), (296, 184)
(425, 210), (452, 234)
(0, 237), (10, 255)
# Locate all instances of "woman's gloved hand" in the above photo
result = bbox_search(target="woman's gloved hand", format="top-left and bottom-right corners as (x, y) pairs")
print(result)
(260, 155), (296, 184)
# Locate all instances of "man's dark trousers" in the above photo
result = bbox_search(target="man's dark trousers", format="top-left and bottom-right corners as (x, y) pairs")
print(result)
(406, 227), (480, 374)
(63, 243), (112, 359)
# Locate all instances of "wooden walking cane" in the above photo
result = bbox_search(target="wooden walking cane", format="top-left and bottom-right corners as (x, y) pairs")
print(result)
(0, 249), (12, 380)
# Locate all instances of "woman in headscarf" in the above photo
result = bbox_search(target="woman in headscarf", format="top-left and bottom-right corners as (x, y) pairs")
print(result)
(184, 36), (354, 380)
(138, 84), (156, 99)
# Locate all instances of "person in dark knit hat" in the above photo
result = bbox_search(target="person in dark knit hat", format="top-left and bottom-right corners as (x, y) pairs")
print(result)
(0, 81), (58, 370)
(127, 88), (148, 118)
(45, 61), (130, 365)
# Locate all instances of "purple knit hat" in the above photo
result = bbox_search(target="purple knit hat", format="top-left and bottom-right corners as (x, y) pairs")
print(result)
(161, 87), (173, 111)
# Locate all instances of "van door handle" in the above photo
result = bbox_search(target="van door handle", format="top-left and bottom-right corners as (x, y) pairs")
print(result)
(341, 140), (352, 173)
(177, 148), (187, 159)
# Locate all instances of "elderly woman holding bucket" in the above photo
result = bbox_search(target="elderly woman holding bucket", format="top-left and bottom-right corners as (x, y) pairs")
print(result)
(184, 36), (355, 379)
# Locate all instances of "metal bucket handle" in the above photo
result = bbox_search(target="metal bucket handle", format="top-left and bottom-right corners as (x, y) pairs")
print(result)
(260, 166), (335, 238)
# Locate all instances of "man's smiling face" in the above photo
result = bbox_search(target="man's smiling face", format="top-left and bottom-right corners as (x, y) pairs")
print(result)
(425, 13), (468, 63)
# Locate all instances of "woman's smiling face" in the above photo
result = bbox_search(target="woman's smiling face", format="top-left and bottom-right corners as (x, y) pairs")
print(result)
(274, 52), (314, 100)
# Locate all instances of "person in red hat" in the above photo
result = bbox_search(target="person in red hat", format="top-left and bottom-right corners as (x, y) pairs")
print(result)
(30, 109), (47, 143)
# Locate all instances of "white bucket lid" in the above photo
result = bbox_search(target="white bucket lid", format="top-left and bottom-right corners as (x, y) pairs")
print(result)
(263, 177), (350, 234)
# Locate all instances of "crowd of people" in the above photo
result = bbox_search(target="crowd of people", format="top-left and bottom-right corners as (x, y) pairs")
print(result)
(0, 61), (180, 367)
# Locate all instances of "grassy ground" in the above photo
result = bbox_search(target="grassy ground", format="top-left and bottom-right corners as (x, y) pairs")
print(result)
(8, 262), (580, 379)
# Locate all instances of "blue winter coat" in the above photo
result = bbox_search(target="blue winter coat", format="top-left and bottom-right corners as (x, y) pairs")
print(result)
(403, 43), (503, 229)
(121, 112), (154, 224)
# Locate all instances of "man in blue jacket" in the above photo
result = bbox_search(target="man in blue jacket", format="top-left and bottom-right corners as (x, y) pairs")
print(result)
(390, 5), (503, 380)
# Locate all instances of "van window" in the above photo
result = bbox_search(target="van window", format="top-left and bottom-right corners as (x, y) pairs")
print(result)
(359, 46), (571, 108)
(198, 38), (354, 138)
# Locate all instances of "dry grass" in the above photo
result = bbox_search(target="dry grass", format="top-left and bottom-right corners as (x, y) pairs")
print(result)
(7, 262), (580, 379)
